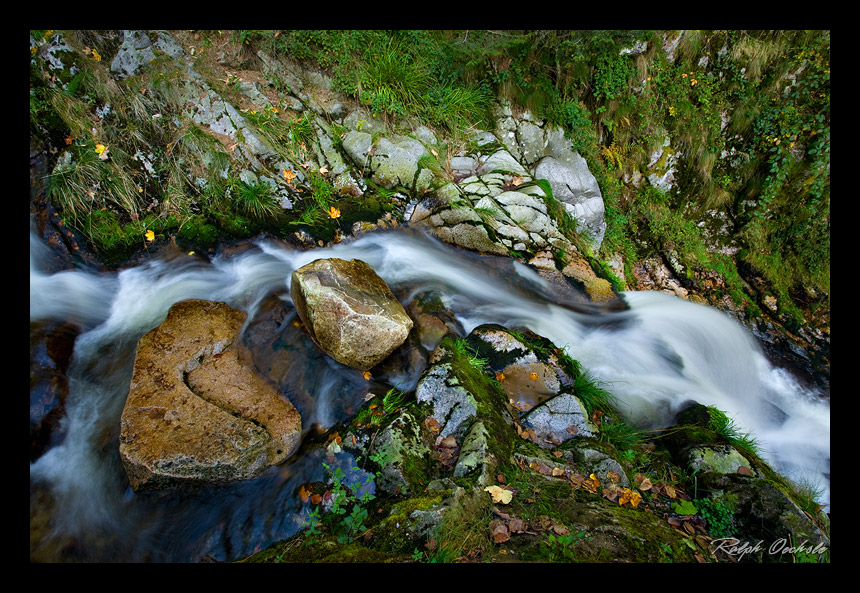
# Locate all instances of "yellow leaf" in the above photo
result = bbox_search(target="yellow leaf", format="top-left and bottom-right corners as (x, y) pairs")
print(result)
(282, 168), (297, 183)
(94, 144), (107, 155)
(495, 371), (505, 381)
(362, 371), (371, 381)
(188, 251), (195, 256)
(329, 206), (341, 219)
(91, 49), (102, 62)
(528, 372), (539, 381)
(319, 165), (328, 174)
(144, 230), (155, 242)
(484, 485), (513, 505)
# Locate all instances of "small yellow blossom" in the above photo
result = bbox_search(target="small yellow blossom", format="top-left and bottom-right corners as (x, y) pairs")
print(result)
(329, 206), (341, 219)
(144, 230), (155, 242)
(95, 144), (107, 154)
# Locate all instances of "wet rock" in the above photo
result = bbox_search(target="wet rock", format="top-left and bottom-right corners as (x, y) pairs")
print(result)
(521, 393), (598, 445)
(416, 363), (478, 440)
(119, 300), (302, 491)
(290, 258), (413, 371)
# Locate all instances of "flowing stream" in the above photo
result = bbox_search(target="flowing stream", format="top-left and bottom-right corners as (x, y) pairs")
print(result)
(30, 226), (830, 562)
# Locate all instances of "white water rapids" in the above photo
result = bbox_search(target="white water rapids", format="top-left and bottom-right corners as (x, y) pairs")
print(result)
(30, 227), (830, 561)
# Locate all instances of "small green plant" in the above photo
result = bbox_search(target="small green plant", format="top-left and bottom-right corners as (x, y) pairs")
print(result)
(695, 497), (735, 538)
(671, 499), (698, 516)
(543, 528), (589, 562)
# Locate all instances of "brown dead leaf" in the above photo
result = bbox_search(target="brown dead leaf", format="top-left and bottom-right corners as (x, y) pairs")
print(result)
(552, 450), (563, 458)
(310, 493), (322, 505)
(607, 471), (621, 484)
(490, 520), (511, 543)
(509, 518), (527, 533)
(424, 417), (442, 433)
(737, 466), (754, 476)
(298, 484), (310, 503)
(439, 436), (458, 449)
(664, 484), (677, 499)
(565, 425), (579, 435)
(551, 523), (571, 536)
(551, 467), (566, 477)
(497, 473), (507, 484)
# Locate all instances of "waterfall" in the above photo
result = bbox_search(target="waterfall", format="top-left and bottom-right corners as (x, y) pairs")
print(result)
(30, 227), (830, 561)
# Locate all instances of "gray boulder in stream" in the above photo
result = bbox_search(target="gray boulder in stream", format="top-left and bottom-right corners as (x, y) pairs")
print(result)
(290, 258), (413, 371)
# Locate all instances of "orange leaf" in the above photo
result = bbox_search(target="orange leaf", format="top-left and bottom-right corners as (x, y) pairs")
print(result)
(329, 206), (341, 219)
(495, 371), (505, 381)
(362, 371), (371, 380)
(298, 484), (310, 503)
(282, 168), (297, 183)
(528, 372), (539, 381)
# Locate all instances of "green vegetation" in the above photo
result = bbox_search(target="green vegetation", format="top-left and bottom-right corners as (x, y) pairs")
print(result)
(31, 29), (829, 341)
(706, 405), (763, 458)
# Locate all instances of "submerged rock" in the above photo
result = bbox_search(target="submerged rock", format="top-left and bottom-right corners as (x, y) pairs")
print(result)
(290, 258), (413, 371)
(119, 300), (302, 491)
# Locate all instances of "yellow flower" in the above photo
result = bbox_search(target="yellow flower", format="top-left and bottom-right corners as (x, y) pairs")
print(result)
(95, 144), (107, 154)
(329, 206), (341, 219)
(144, 230), (155, 242)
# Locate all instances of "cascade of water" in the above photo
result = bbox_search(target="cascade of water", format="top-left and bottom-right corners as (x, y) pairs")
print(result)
(29, 227), (830, 561)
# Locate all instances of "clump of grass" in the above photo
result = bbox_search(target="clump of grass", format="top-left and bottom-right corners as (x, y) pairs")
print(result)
(48, 141), (142, 227)
(230, 178), (280, 220)
(706, 406), (763, 458)
(449, 337), (489, 372)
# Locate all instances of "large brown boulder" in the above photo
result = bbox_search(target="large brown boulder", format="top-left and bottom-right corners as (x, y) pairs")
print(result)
(290, 258), (413, 371)
(119, 300), (302, 491)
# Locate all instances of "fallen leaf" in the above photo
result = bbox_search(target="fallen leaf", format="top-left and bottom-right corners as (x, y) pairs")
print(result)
(319, 165), (328, 174)
(551, 523), (570, 536)
(329, 206), (341, 219)
(664, 484), (677, 499)
(144, 230), (155, 242)
(91, 48), (101, 62)
(310, 493), (321, 505)
(95, 144), (107, 155)
(551, 467), (566, 477)
(430, 148), (438, 157)
(282, 168), (297, 183)
(490, 520), (510, 543)
(439, 436), (458, 449)
(737, 466), (754, 476)
(424, 417), (442, 433)
(552, 450), (563, 458)
(484, 485), (513, 505)
(511, 175), (524, 186)
(496, 474), (506, 484)
(495, 371), (506, 381)
(64, 136), (74, 145)
(362, 371), (371, 380)
(607, 471), (621, 484)
(298, 484), (310, 503)
(565, 425), (579, 435)
(528, 372), (539, 381)
(509, 518), (527, 533)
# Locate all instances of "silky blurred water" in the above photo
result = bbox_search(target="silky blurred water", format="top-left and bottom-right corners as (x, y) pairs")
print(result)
(30, 227), (830, 561)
